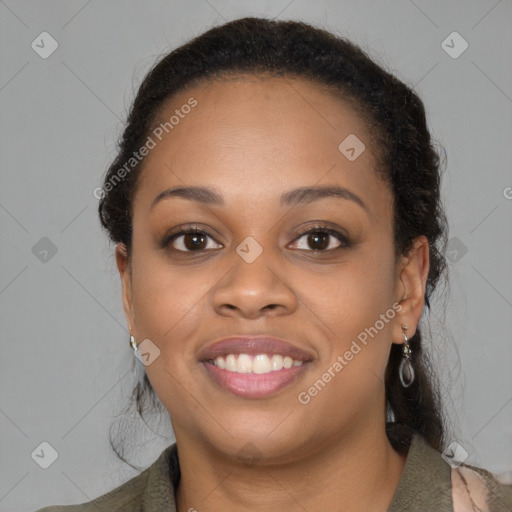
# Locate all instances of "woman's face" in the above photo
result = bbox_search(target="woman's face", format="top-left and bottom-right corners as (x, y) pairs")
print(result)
(118, 75), (416, 462)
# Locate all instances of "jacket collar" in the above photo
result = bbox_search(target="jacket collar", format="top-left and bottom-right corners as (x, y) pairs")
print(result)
(141, 433), (452, 511)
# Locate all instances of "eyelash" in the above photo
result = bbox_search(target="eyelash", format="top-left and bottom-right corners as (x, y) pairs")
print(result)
(161, 224), (351, 254)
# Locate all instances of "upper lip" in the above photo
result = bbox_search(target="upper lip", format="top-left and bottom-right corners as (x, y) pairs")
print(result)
(198, 335), (314, 362)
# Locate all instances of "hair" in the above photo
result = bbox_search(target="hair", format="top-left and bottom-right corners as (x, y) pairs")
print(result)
(98, 16), (449, 465)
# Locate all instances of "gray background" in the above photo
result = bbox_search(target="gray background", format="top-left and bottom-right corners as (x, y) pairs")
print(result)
(1, 0), (511, 510)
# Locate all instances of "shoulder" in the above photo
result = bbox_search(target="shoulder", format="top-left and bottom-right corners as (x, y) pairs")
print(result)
(388, 431), (512, 512)
(34, 468), (150, 512)
(452, 464), (512, 512)
(34, 444), (178, 512)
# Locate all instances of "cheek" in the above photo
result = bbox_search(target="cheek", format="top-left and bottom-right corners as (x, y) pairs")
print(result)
(314, 248), (396, 330)
(130, 262), (214, 413)
(309, 246), (397, 392)
(130, 252), (215, 364)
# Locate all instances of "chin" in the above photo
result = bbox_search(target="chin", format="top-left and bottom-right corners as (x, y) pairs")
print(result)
(188, 410), (315, 465)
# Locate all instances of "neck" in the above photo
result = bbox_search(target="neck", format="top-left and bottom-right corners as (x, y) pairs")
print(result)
(175, 424), (407, 512)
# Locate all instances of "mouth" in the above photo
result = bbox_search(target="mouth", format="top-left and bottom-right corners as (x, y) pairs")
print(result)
(209, 353), (305, 373)
(199, 336), (314, 398)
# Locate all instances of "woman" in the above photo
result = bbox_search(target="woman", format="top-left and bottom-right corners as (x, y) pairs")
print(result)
(37, 17), (512, 512)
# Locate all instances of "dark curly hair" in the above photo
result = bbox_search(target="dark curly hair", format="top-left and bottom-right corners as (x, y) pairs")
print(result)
(98, 16), (449, 466)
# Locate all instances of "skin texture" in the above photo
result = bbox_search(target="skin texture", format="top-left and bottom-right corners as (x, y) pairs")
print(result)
(116, 75), (430, 511)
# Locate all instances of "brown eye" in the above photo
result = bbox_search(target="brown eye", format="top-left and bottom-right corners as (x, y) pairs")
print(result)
(306, 232), (330, 250)
(164, 228), (222, 252)
(291, 227), (350, 252)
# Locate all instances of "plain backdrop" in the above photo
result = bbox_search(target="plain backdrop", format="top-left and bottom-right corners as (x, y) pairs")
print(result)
(0, 0), (511, 510)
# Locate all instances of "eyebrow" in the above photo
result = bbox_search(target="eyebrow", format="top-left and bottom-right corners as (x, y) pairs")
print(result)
(150, 185), (368, 212)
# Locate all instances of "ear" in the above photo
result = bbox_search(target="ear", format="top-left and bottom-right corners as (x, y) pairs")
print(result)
(392, 235), (430, 344)
(115, 242), (135, 334)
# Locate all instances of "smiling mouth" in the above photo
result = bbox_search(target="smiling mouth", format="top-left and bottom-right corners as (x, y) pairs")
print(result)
(199, 335), (314, 398)
(202, 355), (312, 399)
(208, 353), (304, 374)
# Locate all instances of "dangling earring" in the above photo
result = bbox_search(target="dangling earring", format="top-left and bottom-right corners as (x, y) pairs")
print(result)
(130, 333), (138, 351)
(129, 330), (146, 385)
(399, 324), (415, 387)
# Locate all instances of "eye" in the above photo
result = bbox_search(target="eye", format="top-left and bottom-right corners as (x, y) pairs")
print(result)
(290, 225), (351, 252)
(163, 226), (222, 252)
(162, 224), (351, 254)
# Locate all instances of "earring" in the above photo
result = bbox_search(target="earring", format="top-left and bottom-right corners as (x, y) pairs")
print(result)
(130, 333), (138, 351)
(129, 331), (146, 384)
(399, 324), (415, 388)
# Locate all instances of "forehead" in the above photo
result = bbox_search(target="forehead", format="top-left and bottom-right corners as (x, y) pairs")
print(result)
(133, 75), (389, 217)
(150, 74), (375, 156)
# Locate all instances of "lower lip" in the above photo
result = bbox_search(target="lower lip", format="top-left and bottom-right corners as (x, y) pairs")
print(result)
(202, 361), (310, 398)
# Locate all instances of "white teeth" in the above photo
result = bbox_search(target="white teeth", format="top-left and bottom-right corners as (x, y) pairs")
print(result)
(252, 354), (271, 374)
(271, 354), (283, 371)
(237, 354), (252, 373)
(225, 354), (237, 371)
(211, 353), (304, 374)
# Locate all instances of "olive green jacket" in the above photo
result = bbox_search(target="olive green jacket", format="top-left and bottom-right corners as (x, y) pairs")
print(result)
(36, 433), (512, 511)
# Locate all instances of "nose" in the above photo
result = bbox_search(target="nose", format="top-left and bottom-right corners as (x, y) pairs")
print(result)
(212, 245), (298, 319)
